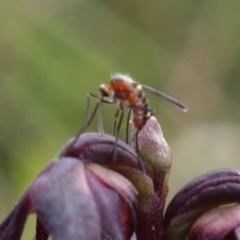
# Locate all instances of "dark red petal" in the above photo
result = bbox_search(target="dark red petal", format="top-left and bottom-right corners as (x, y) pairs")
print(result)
(29, 157), (102, 240)
(164, 169), (240, 240)
(60, 133), (140, 170)
(35, 218), (49, 240)
(86, 163), (137, 204)
(232, 226), (240, 240)
(0, 195), (30, 240)
(189, 204), (240, 240)
(86, 168), (135, 240)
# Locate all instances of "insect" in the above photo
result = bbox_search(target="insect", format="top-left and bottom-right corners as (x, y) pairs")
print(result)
(73, 73), (188, 169)
(98, 74), (188, 130)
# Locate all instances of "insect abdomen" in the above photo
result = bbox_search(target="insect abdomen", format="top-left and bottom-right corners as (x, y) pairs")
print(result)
(131, 92), (151, 130)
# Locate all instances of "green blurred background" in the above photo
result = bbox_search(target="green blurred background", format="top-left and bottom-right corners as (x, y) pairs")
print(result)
(1, 0), (240, 238)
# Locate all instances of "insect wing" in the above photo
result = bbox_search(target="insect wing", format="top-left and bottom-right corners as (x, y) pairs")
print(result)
(141, 84), (188, 112)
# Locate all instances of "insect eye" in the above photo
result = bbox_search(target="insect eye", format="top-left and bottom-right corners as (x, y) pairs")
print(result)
(99, 84), (109, 97)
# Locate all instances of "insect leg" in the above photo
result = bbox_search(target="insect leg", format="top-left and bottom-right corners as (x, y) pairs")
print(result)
(112, 107), (124, 161)
(88, 94), (117, 134)
(125, 108), (132, 144)
(113, 107), (125, 136)
(87, 93), (117, 134)
(70, 93), (101, 150)
(75, 93), (100, 138)
(97, 101), (104, 134)
(113, 108), (121, 137)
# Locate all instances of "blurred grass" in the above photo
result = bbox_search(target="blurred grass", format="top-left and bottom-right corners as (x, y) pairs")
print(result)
(0, 0), (240, 238)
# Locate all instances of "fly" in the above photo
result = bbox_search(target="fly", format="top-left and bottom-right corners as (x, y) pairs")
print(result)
(72, 73), (188, 170)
